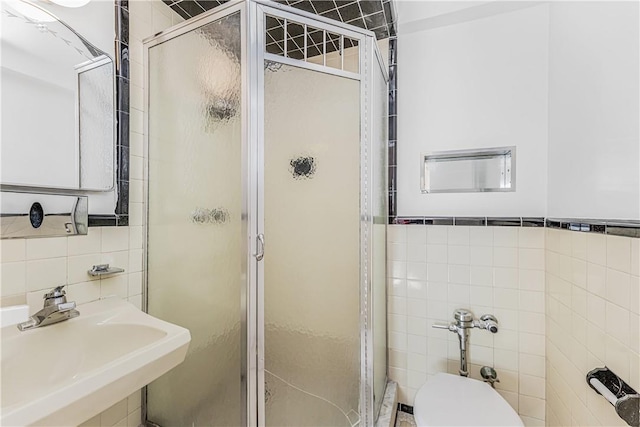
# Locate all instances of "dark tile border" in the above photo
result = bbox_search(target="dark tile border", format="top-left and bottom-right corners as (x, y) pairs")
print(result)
(397, 403), (414, 415)
(88, 0), (129, 227)
(388, 36), (397, 223)
(394, 216), (546, 227)
(546, 218), (640, 238)
(392, 216), (639, 238)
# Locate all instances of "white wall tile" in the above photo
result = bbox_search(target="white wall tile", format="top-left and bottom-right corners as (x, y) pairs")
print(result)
(519, 228), (545, 249)
(389, 242), (406, 261)
(129, 226), (144, 250)
(68, 254), (101, 284)
(519, 332), (545, 356)
(519, 269), (544, 291)
(129, 249), (144, 273)
(630, 275), (639, 315)
(607, 235), (631, 273)
(101, 227), (129, 253)
(587, 293), (606, 327)
(447, 245), (470, 265)
(427, 282), (448, 302)
(67, 281), (101, 305)
(101, 274), (129, 300)
(587, 233), (607, 266)
(605, 268), (631, 309)
(128, 272), (143, 297)
(519, 353), (545, 377)
(426, 226), (447, 244)
(406, 262), (427, 281)
(448, 283), (469, 304)
(1, 262), (26, 297)
(389, 350), (408, 370)
(407, 352), (427, 373)
(586, 262), (606, 297)
(519, 395), (545, 420)
(519, 290), (544, 313)
(407, 299), (427, 318)
(494, 288), (519, 309)
(407, 280), (427, 300)
(68, 228), (102, 256)
(606, 302), (630, 344)
(407, 243), (427, 263)
(494, 267), (518, 289)
(519, 311), (545, 335)
(571, 232), (587, 260)
(447, 226), (469, 245)
(26, 237), (67, 260)
(389, 261), (407, 279)
(494, 228), (519, 248)
(469, 265), (493, 286)
(26, 257), (67, 292)
(470, 286), (492, 307)
(407, 316), (428, 336)
(389, 278), (407, 297)
(470, 246), (493, 266)
(494, 247), (518, 268)
(426, 244), (448, 263)
(494, 348), (518, 371)
(631, 238), (640, 276)
(519, 248), (545, 270)
(389, 314), (407, 333)
(408, 334), (427, 354)
(470, 227), (493, 246)
(427, 263), (448, 282)
(407, 227), (427, 245)
(388, 225), (407, 243)
(448, 265), (470, 285)
(101, 251), (130, 274)
(1, 239), (26, 262)
(389, 296), (407, 315)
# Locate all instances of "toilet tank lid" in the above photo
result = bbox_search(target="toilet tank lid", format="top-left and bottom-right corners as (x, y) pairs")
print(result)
(413, 373), (524, 427)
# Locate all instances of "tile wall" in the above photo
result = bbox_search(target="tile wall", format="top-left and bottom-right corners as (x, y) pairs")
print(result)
(545, 229), (640, 427)
(387, 224), (547, 426)
(0, 2), (182, 426)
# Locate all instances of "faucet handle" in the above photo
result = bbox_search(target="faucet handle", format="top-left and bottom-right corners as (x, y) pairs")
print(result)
(57, 301), (76, 312)
(44, 285), (67, 299)
(433, 322), (456, 332)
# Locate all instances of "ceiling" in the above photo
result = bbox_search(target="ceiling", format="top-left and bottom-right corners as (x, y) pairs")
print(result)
(163, 0), (396, 40)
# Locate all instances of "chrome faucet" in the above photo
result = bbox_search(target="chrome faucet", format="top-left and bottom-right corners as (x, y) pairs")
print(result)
(433, 309), (499, 377)
(17, 286), (79, 331)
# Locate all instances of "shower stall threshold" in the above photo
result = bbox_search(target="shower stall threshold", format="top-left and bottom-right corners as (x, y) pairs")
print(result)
(376, 380), (398, 427)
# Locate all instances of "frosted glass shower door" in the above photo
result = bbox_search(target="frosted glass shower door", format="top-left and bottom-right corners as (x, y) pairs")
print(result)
(145, 11), (245, 427)
(263, 63), (361, 427)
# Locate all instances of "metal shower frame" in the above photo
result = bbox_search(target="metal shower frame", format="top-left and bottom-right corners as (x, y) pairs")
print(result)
(143, 1), (389, 425)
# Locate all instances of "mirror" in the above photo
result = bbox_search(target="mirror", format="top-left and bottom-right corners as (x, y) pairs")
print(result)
(1, 0), (115, 192)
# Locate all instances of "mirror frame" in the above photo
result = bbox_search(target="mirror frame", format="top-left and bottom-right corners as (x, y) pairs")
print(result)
(88, 0), (129, 227)
(0, 0), (130, 228)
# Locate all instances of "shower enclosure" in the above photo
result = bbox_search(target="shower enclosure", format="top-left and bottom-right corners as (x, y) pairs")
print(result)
(143, 1), (388, 425)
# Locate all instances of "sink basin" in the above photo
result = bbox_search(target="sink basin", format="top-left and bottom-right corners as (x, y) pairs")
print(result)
(1, 298), (191, 426)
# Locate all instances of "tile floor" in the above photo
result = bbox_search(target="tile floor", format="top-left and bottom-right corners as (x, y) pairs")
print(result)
(395, 410), (417, 427)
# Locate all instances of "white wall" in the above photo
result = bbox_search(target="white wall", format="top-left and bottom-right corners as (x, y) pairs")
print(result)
(547, 1), (640, 220)
(396, 1), (640, 221)
(396, 2), (549, 217)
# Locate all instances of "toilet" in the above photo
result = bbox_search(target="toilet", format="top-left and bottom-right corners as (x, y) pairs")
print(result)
(414, 373), (524, 426)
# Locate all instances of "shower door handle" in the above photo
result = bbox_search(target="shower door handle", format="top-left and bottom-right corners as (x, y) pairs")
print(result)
(255, 233), (265, 261)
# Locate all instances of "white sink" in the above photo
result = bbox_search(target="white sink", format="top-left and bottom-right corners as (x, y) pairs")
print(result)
(1, 298), (191, 426)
